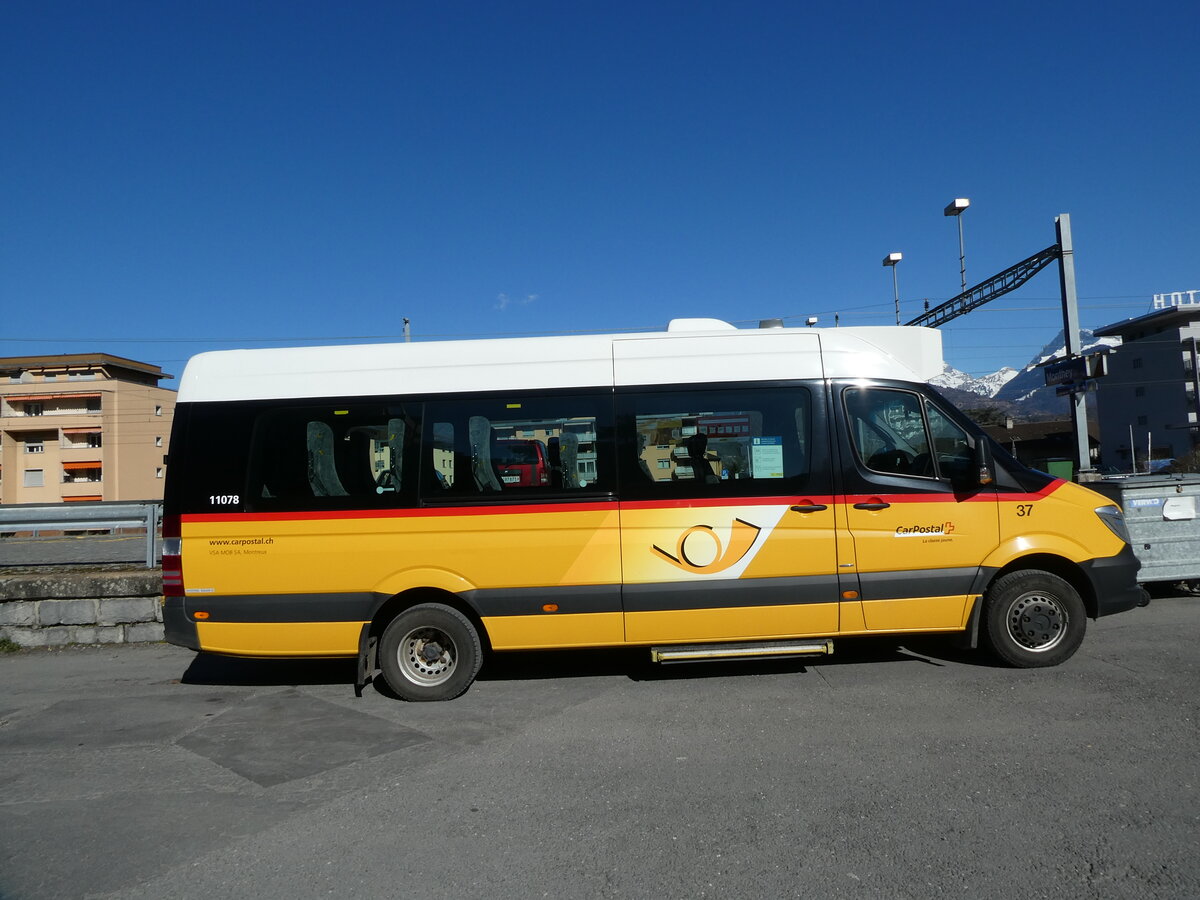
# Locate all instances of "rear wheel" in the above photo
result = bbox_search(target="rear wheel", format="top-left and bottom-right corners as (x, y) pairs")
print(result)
(378, 603), (482, 701)
(982, 570), (1086, 668)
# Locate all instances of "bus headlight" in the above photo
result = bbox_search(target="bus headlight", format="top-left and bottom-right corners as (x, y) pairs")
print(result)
(1095, 505), (1130, 544)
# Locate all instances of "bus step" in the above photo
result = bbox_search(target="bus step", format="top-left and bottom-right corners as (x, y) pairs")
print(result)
(650, 639), (834, 665)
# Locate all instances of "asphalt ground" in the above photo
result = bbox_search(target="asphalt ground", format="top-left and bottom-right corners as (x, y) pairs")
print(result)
(0, 597), (1197, 900)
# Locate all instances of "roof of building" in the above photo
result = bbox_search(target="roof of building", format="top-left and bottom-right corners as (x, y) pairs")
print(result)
(1094, 304), (1200, 338)
(0, 353), (172, 380)
(982, 418), (1100, 444)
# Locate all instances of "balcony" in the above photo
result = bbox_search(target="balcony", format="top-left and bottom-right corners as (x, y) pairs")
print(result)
(1, 393), (102, 418)
(61, 461), (102, 487)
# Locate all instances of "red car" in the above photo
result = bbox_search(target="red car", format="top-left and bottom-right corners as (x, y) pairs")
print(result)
(494, 439), (550, 486)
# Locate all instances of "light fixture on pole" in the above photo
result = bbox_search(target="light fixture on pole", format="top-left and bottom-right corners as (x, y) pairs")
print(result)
(882, 252), (902, 325)
(943, 197), (970, 292)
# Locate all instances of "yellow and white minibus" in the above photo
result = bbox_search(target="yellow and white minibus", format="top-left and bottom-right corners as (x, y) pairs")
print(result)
(162, 318), (1146, 700)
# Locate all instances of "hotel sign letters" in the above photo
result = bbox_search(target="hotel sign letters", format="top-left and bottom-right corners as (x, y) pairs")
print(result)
(1153, 290), (1200, 309)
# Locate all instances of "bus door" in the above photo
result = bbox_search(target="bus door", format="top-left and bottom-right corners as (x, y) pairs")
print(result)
(835, 384), (999, 632)
(614, 383), (844, 645)
(418, 394), (623, 650)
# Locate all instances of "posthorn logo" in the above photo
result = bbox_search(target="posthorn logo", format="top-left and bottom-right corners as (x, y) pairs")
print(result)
(652, 518), (762, 574)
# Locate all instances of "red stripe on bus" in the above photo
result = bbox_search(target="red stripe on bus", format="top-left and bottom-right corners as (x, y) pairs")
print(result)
(994, 479), (1066, 502)
(844, 480), (1065, 506)
(183, 501), (620, 524)
(618, 495), (835, 511)
(183, 480), (1067, 525)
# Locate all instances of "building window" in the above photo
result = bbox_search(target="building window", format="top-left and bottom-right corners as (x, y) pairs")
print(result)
(25, 441), (44, 454)
(656, 459), (670, 469)
(156, 467), (164, 478)
(24, 469), (44, 488)
(86, 398), (101, 413)
(25, 402), (44, 416)
(155, 405), (163, 416)
(63, 464), (102, 483)
(87, 432), (102, 448)
(155, 436), (163, 447)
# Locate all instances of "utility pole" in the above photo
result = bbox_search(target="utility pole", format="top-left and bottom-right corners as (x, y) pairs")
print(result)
(403, 318), (411, 343)
(882, 252), (902, 325)
(1056, 214), (1091, 476)
(943, 198), (970, 293)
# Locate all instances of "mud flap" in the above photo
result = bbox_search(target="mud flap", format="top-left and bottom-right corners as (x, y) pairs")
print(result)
(354, 624), (377, 698)
(952, 595), (982, 650)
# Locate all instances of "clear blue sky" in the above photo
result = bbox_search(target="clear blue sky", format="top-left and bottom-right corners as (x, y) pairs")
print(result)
(4, 1), (1198, 382)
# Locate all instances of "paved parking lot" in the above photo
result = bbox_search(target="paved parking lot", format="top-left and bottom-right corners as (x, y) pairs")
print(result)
(1, 596), (1197, 899)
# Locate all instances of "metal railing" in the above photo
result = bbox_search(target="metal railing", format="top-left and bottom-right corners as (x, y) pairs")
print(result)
(0, 501), (161, 567)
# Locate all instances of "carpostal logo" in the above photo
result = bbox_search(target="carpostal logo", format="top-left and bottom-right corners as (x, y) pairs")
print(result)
(895, 522), (955, 538)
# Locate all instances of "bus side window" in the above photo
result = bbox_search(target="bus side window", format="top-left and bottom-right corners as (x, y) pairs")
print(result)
(249, 404), (418, 510)
(844, 388), (934, 478)
(619, 387), (819, 498)
(423, 396), (610, 500)
(923, 401), (973, 481)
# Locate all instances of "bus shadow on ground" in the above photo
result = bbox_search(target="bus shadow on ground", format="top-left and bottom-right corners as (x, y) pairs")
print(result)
(181, 654), (357, 687)
(479, 634), (992, 686)
(177, 635), (992, 693)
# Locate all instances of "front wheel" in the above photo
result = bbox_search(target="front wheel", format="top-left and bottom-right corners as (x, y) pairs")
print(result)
(378, 603), (483, 701)
(982, 570), (1087, 668)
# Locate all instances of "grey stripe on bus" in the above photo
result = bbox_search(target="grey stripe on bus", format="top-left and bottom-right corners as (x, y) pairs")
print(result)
(857, 567), (984, 602)
(175, 567), (1000, 624)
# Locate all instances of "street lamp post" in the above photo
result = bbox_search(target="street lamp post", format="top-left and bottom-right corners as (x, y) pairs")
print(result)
(882, 252), (902, 325)
(944, 198), (970, 293)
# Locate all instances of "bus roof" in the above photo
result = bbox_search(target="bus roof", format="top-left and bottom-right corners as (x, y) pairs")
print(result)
(176, 320), (943, 403)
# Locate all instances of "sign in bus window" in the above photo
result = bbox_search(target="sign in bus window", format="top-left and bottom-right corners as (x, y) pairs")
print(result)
(750, 436), (784, 478)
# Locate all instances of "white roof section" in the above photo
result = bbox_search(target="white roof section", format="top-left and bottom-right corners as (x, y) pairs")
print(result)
(176, 321), (943, 403)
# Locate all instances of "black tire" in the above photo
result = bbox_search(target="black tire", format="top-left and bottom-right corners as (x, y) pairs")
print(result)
(378, 603), (482, 701)
(982, 570), (1086, 668)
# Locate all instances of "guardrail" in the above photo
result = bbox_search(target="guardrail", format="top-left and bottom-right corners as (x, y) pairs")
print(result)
(0, 501), (162, 568)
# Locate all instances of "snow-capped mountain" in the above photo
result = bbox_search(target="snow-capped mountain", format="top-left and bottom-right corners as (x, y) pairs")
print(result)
(931, 328), (1122, 419)
(930, 364), (1019, 398)
(993, 329), (1121, 404)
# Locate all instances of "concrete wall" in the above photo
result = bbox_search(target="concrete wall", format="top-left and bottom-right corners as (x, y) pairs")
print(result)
(0, 570), (163, 647)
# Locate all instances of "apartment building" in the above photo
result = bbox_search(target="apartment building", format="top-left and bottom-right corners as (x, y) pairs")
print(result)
(1095, 301), (1200, 468)
(0, 354), (176, 504)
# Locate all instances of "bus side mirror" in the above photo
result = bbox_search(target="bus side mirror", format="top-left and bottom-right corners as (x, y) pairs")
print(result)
(975, 439), (995, 486)
(947, 438), (994, 491)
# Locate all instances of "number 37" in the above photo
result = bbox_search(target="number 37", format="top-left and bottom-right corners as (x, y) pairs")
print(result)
(1015, 503), (1033, 517)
